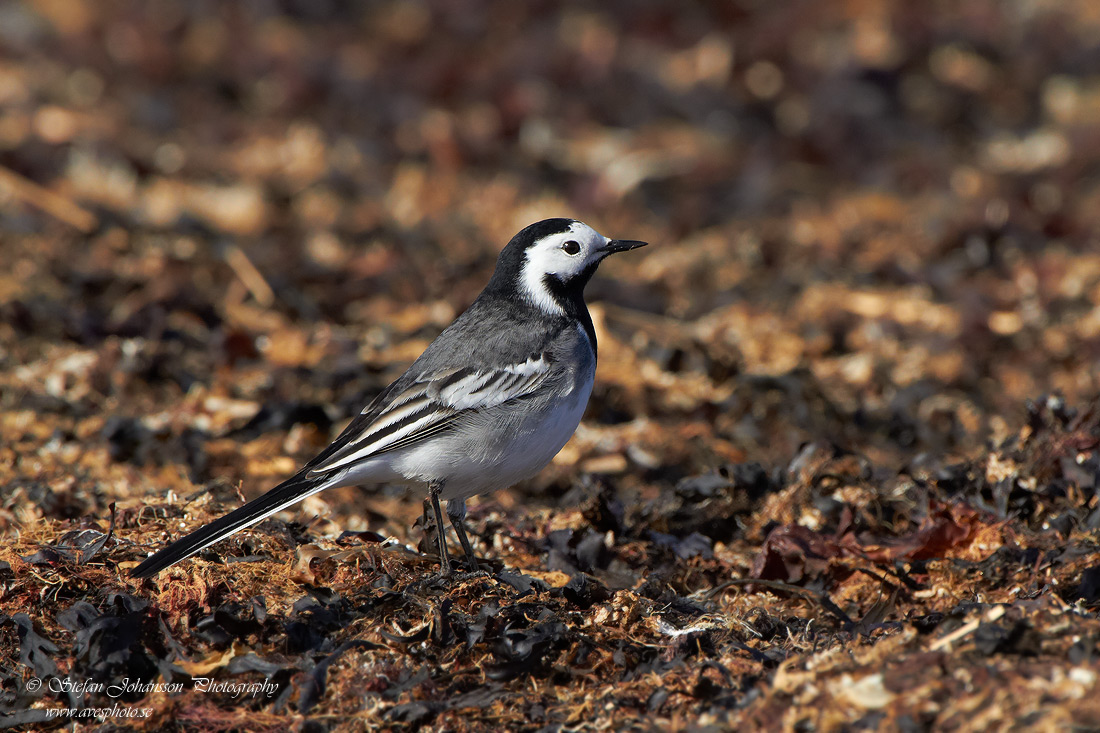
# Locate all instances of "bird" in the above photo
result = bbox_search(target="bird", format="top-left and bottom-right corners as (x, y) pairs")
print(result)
(130, 218), (647, 578)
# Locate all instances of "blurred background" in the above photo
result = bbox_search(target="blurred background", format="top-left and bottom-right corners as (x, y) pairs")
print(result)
(2, 0), (1100, 531)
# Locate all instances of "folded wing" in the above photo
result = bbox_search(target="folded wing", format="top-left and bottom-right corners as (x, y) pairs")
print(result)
(306, 354), (552, 476)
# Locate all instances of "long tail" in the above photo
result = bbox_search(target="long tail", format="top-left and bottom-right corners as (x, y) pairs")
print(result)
(130, 472), (332, 578)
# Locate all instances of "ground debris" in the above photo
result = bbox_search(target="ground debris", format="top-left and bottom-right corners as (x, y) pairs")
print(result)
(4, 1), (1100, 730)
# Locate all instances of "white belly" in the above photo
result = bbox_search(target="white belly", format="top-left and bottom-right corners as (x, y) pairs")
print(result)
(391, 372), (593, 500)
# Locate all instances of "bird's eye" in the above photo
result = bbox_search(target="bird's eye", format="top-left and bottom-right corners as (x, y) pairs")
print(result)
(561, 240), (581, 255)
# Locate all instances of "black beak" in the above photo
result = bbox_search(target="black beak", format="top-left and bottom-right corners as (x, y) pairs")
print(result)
(602, 239), (648, 255)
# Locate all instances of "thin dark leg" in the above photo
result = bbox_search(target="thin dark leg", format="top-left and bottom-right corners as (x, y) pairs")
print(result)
(428, 481), (451, 575)
(446, 499), (479, 572)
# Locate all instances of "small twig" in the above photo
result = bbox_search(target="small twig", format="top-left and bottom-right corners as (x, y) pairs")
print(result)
(225, 244), (275, 307)
(0, 164), (98, 232)
(928, 604), (1006, 652)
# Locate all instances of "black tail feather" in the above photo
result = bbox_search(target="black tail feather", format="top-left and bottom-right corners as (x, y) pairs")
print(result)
(130, 473), (328, 578)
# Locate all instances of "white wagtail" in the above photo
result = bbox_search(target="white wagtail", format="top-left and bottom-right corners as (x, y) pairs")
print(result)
(131, 218), (647, 577)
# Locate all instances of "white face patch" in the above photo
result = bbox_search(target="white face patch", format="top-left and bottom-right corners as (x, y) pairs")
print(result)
(519, 220), (609, 314)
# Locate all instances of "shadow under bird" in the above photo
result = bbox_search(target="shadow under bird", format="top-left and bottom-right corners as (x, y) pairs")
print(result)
(130, 218), (647, 578)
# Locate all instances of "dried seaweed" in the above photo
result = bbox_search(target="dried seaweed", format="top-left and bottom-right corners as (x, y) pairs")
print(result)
(4, 1), (1100, 730)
